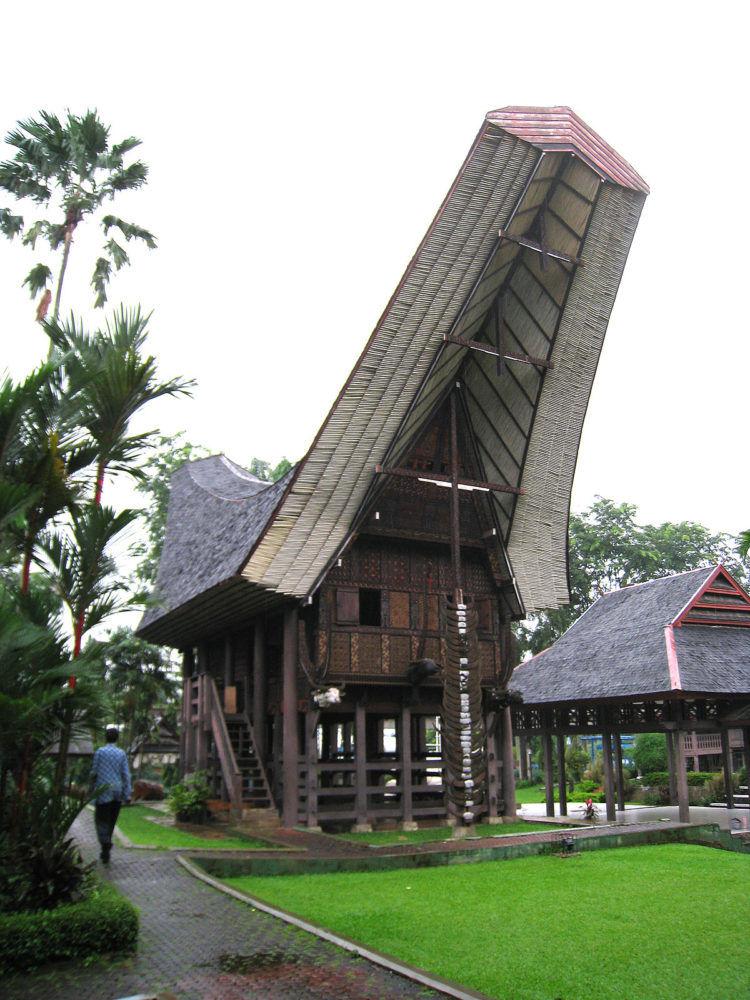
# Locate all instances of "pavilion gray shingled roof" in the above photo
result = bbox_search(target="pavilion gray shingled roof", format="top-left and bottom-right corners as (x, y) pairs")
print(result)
(512, 567), (750, 704)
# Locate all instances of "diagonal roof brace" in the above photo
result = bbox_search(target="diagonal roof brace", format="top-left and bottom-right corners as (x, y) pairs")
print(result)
(443, 333), (554, 369)
(498, 228), (584, 267)
(375, 464), (524, 496)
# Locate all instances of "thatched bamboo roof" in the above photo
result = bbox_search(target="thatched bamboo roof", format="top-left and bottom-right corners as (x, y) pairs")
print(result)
(512, 566), (750, 705)
(140, 107), (647, 647)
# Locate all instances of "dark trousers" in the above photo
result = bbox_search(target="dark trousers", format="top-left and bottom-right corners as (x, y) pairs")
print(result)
(94, 800), (122, 849)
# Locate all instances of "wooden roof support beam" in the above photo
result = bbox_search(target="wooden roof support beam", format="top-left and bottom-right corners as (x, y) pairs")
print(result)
(443, 333), (554, 370)
(498, 228), (584, 268)
(375, 464), (523, 496)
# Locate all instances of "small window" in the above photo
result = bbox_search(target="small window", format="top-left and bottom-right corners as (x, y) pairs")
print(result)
(359, 588), (382, 626)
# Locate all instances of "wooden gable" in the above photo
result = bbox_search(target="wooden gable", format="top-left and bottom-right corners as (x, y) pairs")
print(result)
(674, 566), (750, 627)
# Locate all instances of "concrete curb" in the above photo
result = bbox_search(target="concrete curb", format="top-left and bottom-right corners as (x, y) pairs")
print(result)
(176, 854), (494, 1000)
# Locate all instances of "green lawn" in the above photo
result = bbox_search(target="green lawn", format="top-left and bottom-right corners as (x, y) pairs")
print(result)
(338, 819), (556, 846)
(225, 844), (750, 1000)
(114, 805), (271, 850)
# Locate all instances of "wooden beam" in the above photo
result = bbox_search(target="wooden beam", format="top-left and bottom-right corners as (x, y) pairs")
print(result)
(498, 228), (584, 267)
(253, 621), (266, 759)
(375, 464), (523, 496)
(401, 703), (413, 826)
(502, 706), (517, 817)
(443, 333), (554, 370)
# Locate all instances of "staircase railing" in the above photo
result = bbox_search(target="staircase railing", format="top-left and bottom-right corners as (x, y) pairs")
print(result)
(205, 675), (243, 820)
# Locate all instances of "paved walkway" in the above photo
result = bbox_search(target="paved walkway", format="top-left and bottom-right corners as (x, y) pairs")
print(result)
(4, 810), (447, 1000)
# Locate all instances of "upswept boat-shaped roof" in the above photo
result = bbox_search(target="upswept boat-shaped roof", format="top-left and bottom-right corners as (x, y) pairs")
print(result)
(140, 107), (647, 647)
(512, 566), (750, 704)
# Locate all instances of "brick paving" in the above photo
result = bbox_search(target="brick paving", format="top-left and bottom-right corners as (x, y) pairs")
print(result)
(3, 810), (446, 1000)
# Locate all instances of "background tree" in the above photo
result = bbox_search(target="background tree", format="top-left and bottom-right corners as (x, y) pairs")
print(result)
(92, 626), (180, 766)
(632, 733), (668, 776)
(0, 109), (155, 320)
(515, 497), (747, 659)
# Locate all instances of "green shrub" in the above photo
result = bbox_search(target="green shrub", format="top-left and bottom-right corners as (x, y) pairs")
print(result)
(516, 777), (543, 788)
(641, 771), (669, 787)
(740, 765), (747, 786)
(168, 770), (210, 822)
(0, 879), (138, 972)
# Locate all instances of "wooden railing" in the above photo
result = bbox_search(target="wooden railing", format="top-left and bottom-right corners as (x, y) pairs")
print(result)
(205, 675), (243, 820)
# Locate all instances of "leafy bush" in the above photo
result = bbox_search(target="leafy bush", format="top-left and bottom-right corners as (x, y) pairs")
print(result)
(0, 879), (137, 972)
(0, 769), (94, 914)
(168, 771), (210, 822)
(641, 771), (670, 787)
(516, 777), (543, 789)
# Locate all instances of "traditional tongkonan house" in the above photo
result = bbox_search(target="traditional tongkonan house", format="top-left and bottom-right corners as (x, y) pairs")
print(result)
(137, 107), (649, 830)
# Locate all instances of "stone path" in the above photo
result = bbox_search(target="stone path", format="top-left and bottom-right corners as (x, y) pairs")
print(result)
(4, 810), (446, 1000)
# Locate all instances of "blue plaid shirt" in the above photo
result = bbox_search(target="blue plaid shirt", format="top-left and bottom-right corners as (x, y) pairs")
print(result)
(89, 744), (132, 804)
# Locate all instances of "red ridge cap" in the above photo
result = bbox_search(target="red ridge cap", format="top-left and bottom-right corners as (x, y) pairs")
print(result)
(486, 106), (649, 195)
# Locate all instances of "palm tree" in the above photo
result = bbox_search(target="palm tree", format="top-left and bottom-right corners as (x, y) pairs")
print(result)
(0, 109), (156, 320)
(45, 307), (194, 504)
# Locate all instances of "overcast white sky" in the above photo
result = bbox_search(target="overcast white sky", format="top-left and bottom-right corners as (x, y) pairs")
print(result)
(2, 1), (748, 541)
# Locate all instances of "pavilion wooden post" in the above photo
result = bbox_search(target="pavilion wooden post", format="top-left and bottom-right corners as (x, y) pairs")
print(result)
(486, 714), (499, 820)
(556, 733), (568, 817)
(665, 730), (678, 806)
(744, 728), (750, 800)
(519, 735), (529, 781)
(542, 727), (555, 818)
(354, 701), (370, 830)
(674, 730), (690, 822)
(721, 728), (735, 808)
(282, 607), (299, 828)
(401, 702), (415, 828)
(601, 723), (616, 821)
(613, 732), (626, 812)
(253, 620), (267, 758)
(502, 707), (517, 817)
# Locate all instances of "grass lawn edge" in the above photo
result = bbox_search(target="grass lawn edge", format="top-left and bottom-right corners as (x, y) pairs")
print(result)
(175, 854), (493, 1000)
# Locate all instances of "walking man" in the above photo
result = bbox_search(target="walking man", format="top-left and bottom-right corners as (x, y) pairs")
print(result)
(89, 725), (132, 863)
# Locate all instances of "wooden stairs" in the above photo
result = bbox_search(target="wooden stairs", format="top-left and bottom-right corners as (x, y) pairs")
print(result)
(226, 716), (275, 813)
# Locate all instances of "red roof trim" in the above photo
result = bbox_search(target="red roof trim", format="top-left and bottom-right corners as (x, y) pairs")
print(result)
(486, 106), (649, 195)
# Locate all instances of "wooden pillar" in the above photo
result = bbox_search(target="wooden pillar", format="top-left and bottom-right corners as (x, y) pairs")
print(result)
(196, 644), (209, 772)
(556, 733), (567, 817)
(502, 706), (517, 817)
(721, 728), (735, 808)
(613, 732), (626, 812)
(282, 607), (299, 828)
(601, 725), (616, 822)
(401, 703), (414, 827)
(253, 620), (266, 757)
(675, 731), (690, 822)
(665, 730), (678, 805)
(744, 727), (750, 797)
(542, 729), (555, 818)
(305, 708), (320, 828)
(519, 734), (529, 781)
(354, 701), (370, 829)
